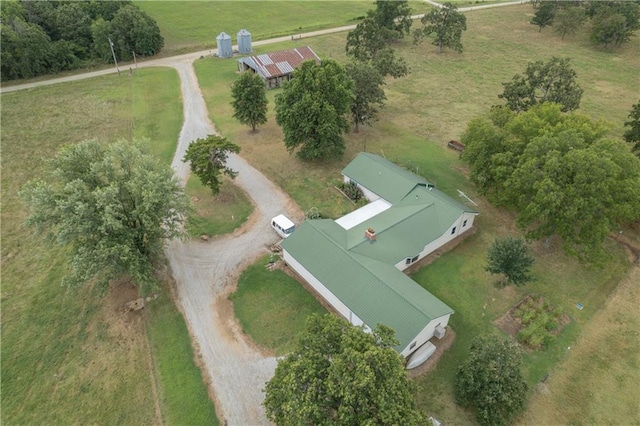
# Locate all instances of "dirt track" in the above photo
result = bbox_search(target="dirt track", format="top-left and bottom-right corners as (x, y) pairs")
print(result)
(165, 60), (300, 425)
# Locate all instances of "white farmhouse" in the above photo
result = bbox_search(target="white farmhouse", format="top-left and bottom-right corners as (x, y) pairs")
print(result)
(281, 153), (478, 364)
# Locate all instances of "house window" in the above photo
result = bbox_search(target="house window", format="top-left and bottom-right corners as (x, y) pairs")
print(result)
(463, 219), (468, 227)
(451, 226), (456, 235)
(410, 341), (417, 350)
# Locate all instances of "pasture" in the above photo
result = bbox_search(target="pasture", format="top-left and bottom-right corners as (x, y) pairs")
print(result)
(0, 69), (218, 424)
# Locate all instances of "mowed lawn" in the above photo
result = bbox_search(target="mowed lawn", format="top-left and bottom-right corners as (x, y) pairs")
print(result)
(135, 1), (430, 55)
(196, 4), (639, 424)
(1, 69), (218, 424)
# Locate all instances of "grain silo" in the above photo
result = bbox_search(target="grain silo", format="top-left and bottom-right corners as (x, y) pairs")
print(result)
(216, 32), (232, 58)
(237, 29), (252, 54)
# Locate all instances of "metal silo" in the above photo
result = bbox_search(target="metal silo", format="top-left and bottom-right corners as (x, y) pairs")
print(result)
(237, 29), (252, 54)
(216, 32), (232, 58)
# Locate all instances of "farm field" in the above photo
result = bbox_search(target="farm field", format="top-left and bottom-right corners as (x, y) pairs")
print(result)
(0, 68), (219, 424)
(196, 4), (639, 424)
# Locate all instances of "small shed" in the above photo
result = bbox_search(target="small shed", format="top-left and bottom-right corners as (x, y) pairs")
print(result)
(237, 29), (252, 54)
(216, 32), (232, 58)
(236, 46), (321, 89)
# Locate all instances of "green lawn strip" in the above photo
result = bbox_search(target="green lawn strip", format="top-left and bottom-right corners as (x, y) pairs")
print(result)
(131, 67), (183, 164)
(1, 68), (217, 424)
(230, 255), (327, 356)
(146, 288), (219, 425)
(185, 175), (253, 238)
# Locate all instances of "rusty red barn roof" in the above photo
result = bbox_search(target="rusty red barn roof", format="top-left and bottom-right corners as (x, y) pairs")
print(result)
(238, 46), (321, 79)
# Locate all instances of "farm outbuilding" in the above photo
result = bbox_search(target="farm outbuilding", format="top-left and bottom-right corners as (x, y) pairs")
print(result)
(236, 46), (321, 89)
(237, 29), (252, 54)
(216, 32), (233, 58)
(281, 153), (478, 365)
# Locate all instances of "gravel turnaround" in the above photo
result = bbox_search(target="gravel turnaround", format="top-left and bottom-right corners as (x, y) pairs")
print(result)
(165, 60), (300, 425)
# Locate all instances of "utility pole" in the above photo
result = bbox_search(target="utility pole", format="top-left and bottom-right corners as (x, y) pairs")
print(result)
(132, 51), (138, 70)
(108, 37), (120, 76)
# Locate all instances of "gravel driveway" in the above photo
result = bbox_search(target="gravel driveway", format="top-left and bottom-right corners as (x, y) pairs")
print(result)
(165, 60), (300, 425)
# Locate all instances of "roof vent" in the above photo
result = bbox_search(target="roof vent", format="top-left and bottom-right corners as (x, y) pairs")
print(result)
(365, 227), (376, 241)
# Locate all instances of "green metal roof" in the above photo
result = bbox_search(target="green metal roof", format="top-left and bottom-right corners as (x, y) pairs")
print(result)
(342, 152), (431, 203)
(281, 220), (453, 352)
(282, 153), (478, 352)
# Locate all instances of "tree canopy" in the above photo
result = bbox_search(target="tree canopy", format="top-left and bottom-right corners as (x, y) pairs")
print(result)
(345, 13), (409, 78)
(20, 140), (189, 291)
(498, 57), (583, 112)
(0, 0), (163, 81)
(231, 71), (268, 132)
(372, 0), (413, 39)
(461, 103), (640, 263)
(530, 1), (556, 32)
(623, 100), (640, 156)
(345, 61), (386, 133)
(455, 335), (528, 426)
(263, 314), (426, 425)
(275, 59), (354, 160)
(554, 5), (587, 40)
(414, 2), (467, 53)
(588, 1), (640, 49)
(182, 135), (241, 195)
(486, 237), (534, 286)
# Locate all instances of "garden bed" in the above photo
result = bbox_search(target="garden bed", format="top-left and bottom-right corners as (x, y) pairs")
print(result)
(495, 295), (571, 350)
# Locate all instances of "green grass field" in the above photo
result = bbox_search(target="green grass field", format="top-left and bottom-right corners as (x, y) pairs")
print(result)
(0, 69), (218, 424)
(214, 4), (639, 424)
(135, 1), (431, 55)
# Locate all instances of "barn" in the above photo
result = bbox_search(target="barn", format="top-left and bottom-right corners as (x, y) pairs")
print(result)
(281, 153), (478, 364)
(236, 46), (321, 89)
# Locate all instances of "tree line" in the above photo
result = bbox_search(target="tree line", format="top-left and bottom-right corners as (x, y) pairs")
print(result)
(531, 0), (640, 48)
(1, 0), (163, 81)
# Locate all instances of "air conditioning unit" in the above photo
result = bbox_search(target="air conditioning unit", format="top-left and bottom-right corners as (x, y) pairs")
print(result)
(434, 325), (446, 339)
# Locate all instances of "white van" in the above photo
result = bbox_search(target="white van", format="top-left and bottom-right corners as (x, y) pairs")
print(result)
(271, 214), (295, 238)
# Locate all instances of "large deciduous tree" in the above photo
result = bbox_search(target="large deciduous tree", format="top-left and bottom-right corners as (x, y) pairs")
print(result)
(373, 0), (413, 39)
(554, 6), (586, 40)
(275, 59), (354, 160)
(109, 5), (164, 60)
(231, 71), (268, 132)
(455, 335), (528, 426)
(345, 14), (409, 78)
(462, 103), (640, 263)
(263, 314), (426, 425)
(414, 2), (467, 53)
(530, 1), (556, 32)
(345, 61), (386, 133)
(20, 140), (190, 291)
(486, 237), (534, 286)
(182, 135), (241, 196)
(588, 1), (640, 49)
(623, 100), (640, 156)
(499, 57), (583, 112)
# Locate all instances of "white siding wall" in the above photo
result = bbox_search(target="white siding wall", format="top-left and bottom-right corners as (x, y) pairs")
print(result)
(400, 314), (451, 358)
(283, 249), (365, 328)
(395, 212), (478, 271)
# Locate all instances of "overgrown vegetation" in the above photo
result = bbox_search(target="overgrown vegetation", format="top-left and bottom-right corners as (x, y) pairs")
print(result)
(512, 295), (565, 350)
(337, 181), (365, 203)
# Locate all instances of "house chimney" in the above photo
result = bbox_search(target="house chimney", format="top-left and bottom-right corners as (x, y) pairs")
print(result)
(365, 227), (376, 241)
